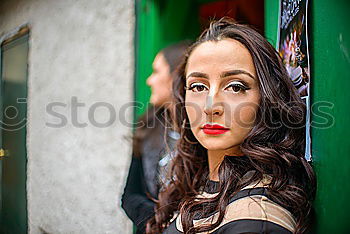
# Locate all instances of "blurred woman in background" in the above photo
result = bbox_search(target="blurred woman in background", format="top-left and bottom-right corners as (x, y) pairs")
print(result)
(121, 41), (190, 234)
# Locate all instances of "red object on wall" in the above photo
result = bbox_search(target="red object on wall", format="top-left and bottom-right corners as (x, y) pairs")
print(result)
(199, 0), (264, 34)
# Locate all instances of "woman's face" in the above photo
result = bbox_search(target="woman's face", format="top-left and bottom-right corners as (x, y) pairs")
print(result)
(185, 39), (261, 153)
(146, 52), (173, 107)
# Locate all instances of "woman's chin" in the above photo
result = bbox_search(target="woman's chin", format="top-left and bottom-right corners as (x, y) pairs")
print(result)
(199, 140), (236, 151)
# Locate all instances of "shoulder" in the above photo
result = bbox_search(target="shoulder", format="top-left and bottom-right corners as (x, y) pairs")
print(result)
(200, 182), (296, 233)
(166, 178), (296, 234)
(212, 176), (296, 233)
(212, 187), (295, 233)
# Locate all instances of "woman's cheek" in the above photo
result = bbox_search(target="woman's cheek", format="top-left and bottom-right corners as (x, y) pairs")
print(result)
(231, 101), (259, 129)
(185, 99), (205, 129)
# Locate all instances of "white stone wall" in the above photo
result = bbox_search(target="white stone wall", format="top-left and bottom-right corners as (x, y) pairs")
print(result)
(0, 0), (134, 233)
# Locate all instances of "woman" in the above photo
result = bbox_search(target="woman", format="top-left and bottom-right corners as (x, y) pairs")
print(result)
(121, 42), (190, 234)
(146, 18), (316, 234)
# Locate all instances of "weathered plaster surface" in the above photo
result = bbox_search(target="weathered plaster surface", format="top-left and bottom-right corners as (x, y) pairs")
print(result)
(0, 0), (134, 233)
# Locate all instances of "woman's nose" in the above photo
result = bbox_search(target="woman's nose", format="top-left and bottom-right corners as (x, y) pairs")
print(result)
(146, 74), (153, 86)
(204, 95), (224, 117)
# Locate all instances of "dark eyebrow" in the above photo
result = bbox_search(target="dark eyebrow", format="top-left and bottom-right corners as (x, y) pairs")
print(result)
(186, 70), (255, 80)
(220, 70), (255, 80)
(186, 72), (209, 80)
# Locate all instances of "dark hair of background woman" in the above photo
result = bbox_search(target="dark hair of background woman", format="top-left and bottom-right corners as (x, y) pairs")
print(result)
(146, 17), (316, 234)
(133, 41), (192, 158)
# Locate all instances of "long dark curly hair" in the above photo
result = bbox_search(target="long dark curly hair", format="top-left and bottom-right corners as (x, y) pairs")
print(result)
(146, 17), (316, 234)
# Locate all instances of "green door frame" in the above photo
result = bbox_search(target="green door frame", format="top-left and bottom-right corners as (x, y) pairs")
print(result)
(0, 28), (29, 234)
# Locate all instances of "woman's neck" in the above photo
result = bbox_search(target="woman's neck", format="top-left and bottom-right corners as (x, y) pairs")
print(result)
(207, 146), (244, 181)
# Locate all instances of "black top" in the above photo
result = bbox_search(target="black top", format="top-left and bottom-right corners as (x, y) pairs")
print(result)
(121, 155), (155, 234)
(163, 178), (296, 234)
(121, 129), (179, 234)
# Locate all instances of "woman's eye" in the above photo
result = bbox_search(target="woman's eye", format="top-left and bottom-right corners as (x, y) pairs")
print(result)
(225, 82), (249, 93)
(188, 83), (208, 92)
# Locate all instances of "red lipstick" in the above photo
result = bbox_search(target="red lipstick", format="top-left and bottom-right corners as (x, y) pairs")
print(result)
(202, 124), (229, 135)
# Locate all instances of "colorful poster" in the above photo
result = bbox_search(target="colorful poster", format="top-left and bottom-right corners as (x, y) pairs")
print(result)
(278, 0), (311, 161)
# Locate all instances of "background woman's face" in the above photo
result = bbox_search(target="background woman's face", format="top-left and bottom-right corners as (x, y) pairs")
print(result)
(185, 39), (261, 152)
(146, 52), (173, 107)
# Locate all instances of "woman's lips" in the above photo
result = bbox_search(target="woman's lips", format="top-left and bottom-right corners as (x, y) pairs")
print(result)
(202, 124), (229, 135)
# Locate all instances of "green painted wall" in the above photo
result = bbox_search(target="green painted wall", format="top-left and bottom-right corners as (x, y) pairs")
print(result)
(310, 0), (350, 233)
(134, 0), (199, 118)
(264, 0), (279, 48)
(265, 0), (350, 233)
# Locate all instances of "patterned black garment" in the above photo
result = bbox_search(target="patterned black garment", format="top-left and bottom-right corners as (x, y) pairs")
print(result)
(121, 127), (179, 234)
(163, 177), (295, 234)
